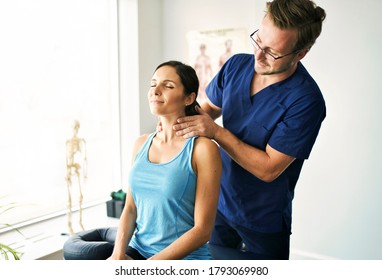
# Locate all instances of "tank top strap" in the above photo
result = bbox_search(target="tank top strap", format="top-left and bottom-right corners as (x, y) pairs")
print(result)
(134, 132), (157, 162)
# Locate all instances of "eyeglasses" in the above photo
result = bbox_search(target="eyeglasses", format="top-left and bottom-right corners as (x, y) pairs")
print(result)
(250, 29), (300, 62)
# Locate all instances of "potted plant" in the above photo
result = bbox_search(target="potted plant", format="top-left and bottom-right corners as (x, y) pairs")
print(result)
(0, 198), (22, 260)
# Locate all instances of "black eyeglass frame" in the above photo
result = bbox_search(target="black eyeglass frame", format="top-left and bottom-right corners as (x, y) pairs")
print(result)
(250, 29), (301, 61)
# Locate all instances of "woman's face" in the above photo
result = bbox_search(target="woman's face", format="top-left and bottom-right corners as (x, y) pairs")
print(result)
(148, 65), (191, 117)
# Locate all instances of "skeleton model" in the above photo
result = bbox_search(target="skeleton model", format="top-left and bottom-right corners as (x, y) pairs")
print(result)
(65, 120), (87, 235)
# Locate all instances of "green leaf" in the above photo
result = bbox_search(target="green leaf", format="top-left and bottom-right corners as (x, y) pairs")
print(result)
(0, 243), (21, 260)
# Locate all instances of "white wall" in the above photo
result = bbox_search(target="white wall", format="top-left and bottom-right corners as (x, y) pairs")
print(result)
(137, 0), (382, 259)
(161, 0), (258, 61)
(290, 0), (382, 259)
(137, 0), (163, 133)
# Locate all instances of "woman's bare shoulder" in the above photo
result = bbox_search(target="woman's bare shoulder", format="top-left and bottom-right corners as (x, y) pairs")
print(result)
(193, 136), (220, 155)
(131, 133), (151, 156)
(135, 133), (151, 145)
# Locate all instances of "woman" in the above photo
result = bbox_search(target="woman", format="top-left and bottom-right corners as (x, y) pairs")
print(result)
(108, 61), (222, 260)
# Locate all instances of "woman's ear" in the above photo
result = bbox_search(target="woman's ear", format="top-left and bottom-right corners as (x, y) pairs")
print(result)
(186, 92), (197, 106)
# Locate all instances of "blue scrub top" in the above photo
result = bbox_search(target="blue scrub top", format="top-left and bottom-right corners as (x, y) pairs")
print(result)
(206, 53), (326, 233)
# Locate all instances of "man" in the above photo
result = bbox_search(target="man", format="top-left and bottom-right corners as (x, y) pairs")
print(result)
(173, 0), (326, 259)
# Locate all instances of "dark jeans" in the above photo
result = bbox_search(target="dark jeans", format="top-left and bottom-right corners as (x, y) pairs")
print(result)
(209, 211), (291, 260)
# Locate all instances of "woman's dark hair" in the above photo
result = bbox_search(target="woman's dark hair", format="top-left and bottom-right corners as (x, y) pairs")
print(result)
(155, 60), (200, 116)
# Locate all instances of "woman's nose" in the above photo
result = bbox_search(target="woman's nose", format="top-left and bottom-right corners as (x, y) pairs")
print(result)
(150, 86), (160, 95)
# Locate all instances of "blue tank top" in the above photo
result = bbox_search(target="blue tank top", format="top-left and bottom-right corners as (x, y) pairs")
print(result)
(128, 132), (211, 259)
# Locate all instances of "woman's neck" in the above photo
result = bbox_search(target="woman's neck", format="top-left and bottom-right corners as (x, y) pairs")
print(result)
(157, 116), (182, 143)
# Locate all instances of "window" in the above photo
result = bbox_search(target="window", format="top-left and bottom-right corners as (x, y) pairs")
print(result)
(0, 0), (121, 229)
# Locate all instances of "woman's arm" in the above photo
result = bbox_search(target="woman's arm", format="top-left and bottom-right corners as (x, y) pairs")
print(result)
(149, 137), (222, 260)
(108, 134), (149, 260)
(107, 189), (137, 260)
